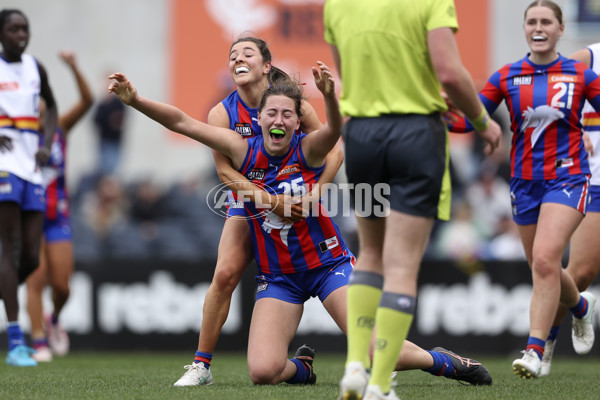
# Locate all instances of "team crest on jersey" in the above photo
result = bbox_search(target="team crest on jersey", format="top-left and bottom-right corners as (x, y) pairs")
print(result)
(512, 75), (532, 86)
(235, 122), (254, 137)
(319, 236), (339, 253)
(247, 168), (267, 181)
(549, 74), (577, 83)
(276, 163), (300, 179)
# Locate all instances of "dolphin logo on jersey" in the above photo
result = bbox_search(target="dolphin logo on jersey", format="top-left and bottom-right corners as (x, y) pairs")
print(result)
(521, 105), (564, 148)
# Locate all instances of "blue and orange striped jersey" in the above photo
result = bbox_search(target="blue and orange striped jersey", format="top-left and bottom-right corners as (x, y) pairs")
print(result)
(40, 128), (69, 220)
(451, 54), (600, 180)
(221, 90), (261, 138)
(239, 133), (352, 275)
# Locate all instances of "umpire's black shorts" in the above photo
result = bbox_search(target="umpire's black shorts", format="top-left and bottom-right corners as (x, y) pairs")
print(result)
(343, 113), (451, 220)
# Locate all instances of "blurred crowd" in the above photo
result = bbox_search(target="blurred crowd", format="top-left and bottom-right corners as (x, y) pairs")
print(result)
(70, 172), (225, 262)
(428, 120), (526, 262)
(69, 115), (527, 264)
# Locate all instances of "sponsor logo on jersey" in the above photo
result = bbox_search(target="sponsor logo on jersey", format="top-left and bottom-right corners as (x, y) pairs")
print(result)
(247, 168), (267, 181)
(235, 123), (254, 137)
(276, 163), (300, 179)
(555, 157), (574, 168)
(0, 81), (19, 90)
(549, 74), (577, 83)
(512, 75), (532, 86)
(319, 236), (339, 253)
(0, 182), (12, 194)
(256, 275), (269, 293)
(229, 200), (244, 209)
(257, 282), (269, 293)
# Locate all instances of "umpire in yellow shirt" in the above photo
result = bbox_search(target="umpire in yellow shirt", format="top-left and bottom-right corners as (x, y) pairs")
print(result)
(323, 0), (502, 398)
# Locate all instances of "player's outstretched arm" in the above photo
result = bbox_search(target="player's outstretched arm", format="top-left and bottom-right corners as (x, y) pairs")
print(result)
(108, 72), (247, 167)
(302, 61), (342, 166)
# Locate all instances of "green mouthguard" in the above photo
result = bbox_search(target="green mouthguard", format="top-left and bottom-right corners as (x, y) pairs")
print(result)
(270, 129), (285, 136)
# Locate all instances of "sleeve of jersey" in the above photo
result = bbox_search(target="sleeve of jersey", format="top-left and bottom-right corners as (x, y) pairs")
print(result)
(448, 71), (504, 133)
(584, 68), (600, 113)
(427, 0), (459, 32)
(323, 1), (334, 44)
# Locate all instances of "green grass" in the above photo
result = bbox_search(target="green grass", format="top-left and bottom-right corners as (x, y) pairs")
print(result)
(0, 352), (598, 400)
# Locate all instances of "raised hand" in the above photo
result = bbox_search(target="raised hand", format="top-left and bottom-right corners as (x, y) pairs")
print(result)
(59, 51), (76, 68)
(107, 72), (138, 106)
(312, 61), (335, 97)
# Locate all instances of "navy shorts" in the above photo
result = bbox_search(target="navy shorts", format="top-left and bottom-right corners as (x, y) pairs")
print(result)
(343, 114), (450, 220)
(255, 260), (353, 304)
(510, 174), (590, 225)
(44, 214), (73, 242)
(0, 172), (45, 212)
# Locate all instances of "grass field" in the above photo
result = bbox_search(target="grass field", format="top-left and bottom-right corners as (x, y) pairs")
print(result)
(0, 351), (598, 400)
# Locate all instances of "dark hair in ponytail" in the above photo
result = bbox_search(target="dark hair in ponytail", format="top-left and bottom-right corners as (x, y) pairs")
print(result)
(230, 35), (290, 84)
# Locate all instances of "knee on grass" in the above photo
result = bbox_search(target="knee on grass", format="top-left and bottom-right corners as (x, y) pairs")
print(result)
(249, 362), (287, 385)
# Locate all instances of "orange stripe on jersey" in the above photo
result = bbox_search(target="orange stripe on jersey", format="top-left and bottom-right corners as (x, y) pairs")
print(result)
(0, 116), (40, 131)
(583, 117), (600, 126)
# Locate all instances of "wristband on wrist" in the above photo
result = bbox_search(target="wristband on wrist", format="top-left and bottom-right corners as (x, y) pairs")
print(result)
(469, 107), (490, 132)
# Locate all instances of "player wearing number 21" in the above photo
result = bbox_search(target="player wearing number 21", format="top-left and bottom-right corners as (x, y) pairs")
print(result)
(449, 0), (600, 379)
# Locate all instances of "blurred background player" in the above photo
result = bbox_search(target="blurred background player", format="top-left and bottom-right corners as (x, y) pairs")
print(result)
(0, 8), (58, 367)
(93, 70), (126, 176)
(26, 50), (93, 362)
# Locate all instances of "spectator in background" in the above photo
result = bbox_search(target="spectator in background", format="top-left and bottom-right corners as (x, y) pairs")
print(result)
(129, 178), (167, 243)
(486, 214), (526, 261)
(79, 175), (127, 241)
(435, 199), (486, 261)
(93, 74), (126, 175)
(464, 158), (512, 239)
